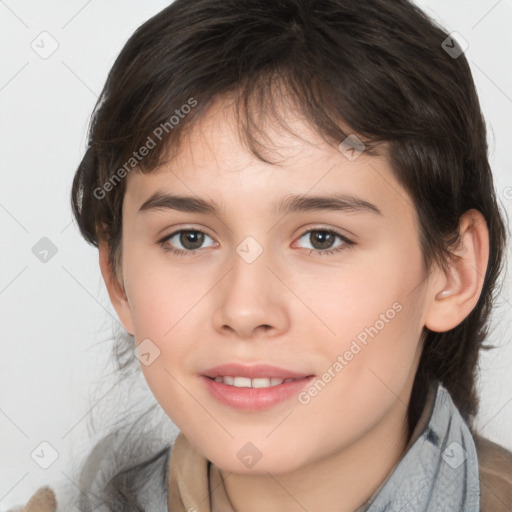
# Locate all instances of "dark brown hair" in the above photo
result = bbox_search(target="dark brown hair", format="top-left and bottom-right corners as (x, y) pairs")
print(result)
(70, 0), (508, 509)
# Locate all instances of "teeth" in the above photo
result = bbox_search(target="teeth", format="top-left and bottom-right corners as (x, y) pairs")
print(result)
(212, 376), (297, 388)
(233, 377), (252, 387)
(253, 378), (275, 388)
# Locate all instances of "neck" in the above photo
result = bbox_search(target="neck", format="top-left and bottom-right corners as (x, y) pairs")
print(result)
(219, 395), (411, 512)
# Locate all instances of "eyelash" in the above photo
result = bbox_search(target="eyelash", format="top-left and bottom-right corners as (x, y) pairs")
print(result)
(157, 228), (354, 258)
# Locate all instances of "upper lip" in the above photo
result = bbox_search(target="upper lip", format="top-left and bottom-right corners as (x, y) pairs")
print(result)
(201, 363), (313, 380)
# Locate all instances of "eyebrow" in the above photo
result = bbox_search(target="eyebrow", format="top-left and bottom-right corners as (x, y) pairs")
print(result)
(138, 191), (382, 217)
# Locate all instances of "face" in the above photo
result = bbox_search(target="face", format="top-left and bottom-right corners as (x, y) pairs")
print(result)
(111, 98), (434, 475)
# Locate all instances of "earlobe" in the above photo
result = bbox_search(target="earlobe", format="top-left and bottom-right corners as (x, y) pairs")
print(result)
(424, 209), (489, 333)
(98, 239), (135, 335)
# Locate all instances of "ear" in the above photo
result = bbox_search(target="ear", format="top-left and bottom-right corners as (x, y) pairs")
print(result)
(98, 238), (135, 336)
(424, 209), (490, 332)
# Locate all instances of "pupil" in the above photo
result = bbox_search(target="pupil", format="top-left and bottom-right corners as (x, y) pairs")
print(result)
(312, 231), (333, 249)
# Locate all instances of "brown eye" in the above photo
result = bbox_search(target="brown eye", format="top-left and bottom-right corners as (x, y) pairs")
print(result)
(178, 230), (205, 250)
(308, 230), (336, 250)
(295, 228), (354, 257)
(159, 229), (215, 255)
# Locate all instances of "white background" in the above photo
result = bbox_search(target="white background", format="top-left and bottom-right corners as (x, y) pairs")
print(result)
(1, 0), (511, 510)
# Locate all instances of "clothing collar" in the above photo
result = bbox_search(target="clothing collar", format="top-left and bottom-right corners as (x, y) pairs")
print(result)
(162, 380), (480, 511)
(356, 379), (480, 511)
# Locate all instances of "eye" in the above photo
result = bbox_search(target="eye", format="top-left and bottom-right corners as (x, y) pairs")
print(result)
(295, 228), (354, 257)
(158, 229), (216, 256)
(157, 227), (354, 258)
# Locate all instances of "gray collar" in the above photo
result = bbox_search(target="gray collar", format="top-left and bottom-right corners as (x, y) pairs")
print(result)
(357, 380), (480, 511)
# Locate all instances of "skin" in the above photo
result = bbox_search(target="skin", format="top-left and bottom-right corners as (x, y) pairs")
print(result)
(99, 96), (489, 512)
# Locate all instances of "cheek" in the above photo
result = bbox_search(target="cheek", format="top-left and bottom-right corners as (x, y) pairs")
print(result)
(307, 242), (425, 396)
(123, 246), (205, 340)
(315, 242), (422, 341)
(124, 258), (207, 392)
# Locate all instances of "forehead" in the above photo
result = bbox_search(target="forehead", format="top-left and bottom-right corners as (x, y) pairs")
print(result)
(123, 98), (414, 226)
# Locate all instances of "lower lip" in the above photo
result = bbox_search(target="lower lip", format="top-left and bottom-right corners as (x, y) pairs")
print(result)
(200, 375), (315, 411)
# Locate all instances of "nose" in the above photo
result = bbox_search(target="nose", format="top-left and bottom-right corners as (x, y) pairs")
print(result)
(211, 243), (290, 340)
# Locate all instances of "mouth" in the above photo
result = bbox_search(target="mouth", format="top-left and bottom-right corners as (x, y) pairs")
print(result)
(205, 375), (304, 388)
(201, 362), (312, 381)
(200, 363), (315, 410)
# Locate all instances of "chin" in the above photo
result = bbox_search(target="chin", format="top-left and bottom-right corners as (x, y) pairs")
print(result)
(204, 443), (307, 476)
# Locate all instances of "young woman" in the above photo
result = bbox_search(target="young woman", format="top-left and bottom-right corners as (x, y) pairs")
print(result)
(15, 0), (512, 510)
